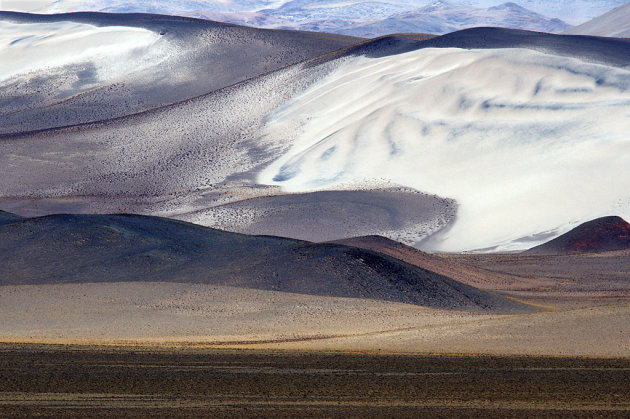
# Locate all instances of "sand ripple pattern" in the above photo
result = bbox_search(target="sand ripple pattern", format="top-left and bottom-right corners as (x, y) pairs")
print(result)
(259, 48), (630, 251)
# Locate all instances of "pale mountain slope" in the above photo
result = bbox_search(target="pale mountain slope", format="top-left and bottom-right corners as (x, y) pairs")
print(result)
(0, 0), (573, 36)
(464, 0), (628, 25)
(5, 0), (624, 26)
(0, 11), (359, 134)
(337, 2), (569, 37)
(4, 23), (630, 251)
(565, 2), (630, 38)
(0, 20), (163, 84)
(0, 17), (456, 249)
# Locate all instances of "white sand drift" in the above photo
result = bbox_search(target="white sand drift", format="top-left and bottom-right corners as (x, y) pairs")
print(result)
(259, 48), (630, 251)
(0, 20), (165, 84)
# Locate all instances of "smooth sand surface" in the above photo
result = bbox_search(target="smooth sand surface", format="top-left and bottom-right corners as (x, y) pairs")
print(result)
(0, 282), (479, 344)
(276, 303), (630, 356)
(2, 282), (629, 356)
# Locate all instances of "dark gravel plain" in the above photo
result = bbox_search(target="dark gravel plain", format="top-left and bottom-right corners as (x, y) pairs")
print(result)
(1, 345), (629, 418)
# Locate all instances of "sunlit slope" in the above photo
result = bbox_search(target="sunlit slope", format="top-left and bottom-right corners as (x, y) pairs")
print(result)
(259, 46), (630, 251)
(3, 23), (630, 251)
(565, 2), (630, 37)
(0, 11), (359, 134)
(0, 20), (162, 84)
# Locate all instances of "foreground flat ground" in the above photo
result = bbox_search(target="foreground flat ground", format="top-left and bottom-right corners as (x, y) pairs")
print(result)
(1, 345), (629, 418)
(1, 282), (629, 356)
(1, 251), (628, 416)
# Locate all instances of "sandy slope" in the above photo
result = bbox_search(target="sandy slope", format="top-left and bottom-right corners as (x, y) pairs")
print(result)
(0, 11), (360, 134)
(0, 19), (164, 84)
(197, 188), (455, 245)
(565, 2), (630, 37)
(0, 212), (528, 311)
(274, 302), (630, 356)
(0, 282), (483, 344)
(1, 282), (629, 356)
(333, 235), (546, 290)
(258, 46), (630, 251)
(3, 26), (630, 249)
(1, 213), (628, 356)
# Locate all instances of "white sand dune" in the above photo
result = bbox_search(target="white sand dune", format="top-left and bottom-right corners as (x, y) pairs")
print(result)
(258, 47), (630, 251)
(0, 20), (166, 84)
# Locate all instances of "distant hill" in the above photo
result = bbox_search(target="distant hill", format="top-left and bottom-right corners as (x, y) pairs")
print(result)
(0, 212), (533, 313)
(5, 0), (573, 37)
(565, 2), (630, 37)
(0, 210), (22, 227)
(527, 216), (630, 254)
(468, 0), (628, 26)
(335, 2), (569, 38)
(193, 1), (571, 37)
(331, 235), (537, 290)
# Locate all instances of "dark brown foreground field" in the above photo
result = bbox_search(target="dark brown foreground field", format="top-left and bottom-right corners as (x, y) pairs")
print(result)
(1, 344), (629, 418)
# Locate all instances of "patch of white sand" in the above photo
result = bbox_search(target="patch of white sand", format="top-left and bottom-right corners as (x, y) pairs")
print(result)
(0, 20), (167, 84)
(258, 48), (630, 251)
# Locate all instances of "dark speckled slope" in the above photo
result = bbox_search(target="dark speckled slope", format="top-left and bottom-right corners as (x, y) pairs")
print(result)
(0, 11), (361, 135)
(0, 211), (533, 313)
(0, 210), (23, 227)
(339, 27), (630, 67)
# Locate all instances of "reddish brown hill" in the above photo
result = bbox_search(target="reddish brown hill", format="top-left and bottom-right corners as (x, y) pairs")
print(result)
(527, 216), (630, 254)
(331, 236), (542, 290)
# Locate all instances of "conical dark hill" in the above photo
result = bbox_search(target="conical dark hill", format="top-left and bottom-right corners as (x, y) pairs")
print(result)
(0, 211), (533, 314)
(527, 216), (630, 254)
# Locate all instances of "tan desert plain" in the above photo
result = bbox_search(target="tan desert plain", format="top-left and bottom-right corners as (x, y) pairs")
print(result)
(1, 211), (630, 416)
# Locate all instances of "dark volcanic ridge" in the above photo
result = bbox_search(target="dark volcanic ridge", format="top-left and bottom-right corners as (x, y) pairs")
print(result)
(0, 211), (533, 314)
(0, 210), (23, 227)
(527, 216), (630, 254)
(332, 235), (538, 291)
